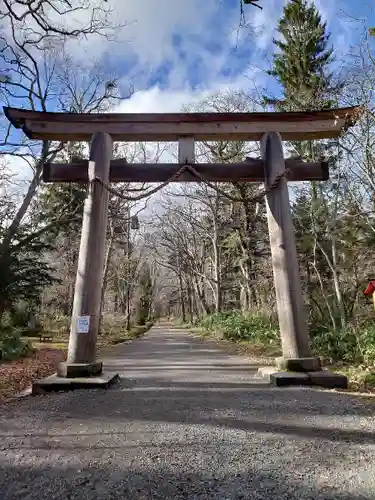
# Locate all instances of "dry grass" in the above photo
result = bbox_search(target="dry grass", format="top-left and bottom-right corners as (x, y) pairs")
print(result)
(0, 348), (67, 404)
(0, 317), (155, 404)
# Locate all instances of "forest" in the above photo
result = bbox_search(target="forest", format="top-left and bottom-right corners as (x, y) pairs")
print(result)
(1, 0), (375, 396)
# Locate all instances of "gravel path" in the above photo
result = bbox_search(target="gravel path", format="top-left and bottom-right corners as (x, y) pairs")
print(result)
(1, 324), (375, 499)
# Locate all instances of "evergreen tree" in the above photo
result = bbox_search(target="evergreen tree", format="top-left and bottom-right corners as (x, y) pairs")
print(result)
(268, 0), (335, 112)
(34, 183), (86, 241)
(267, 0), (341, 163)
(32, 142), (87, 242)
(268, 0), (349, 329)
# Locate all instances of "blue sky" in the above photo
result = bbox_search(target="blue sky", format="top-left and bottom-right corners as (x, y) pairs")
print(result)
(2, 0), (375, 116)
(87, 0), (375, 115)
(1, 0), (375, 176)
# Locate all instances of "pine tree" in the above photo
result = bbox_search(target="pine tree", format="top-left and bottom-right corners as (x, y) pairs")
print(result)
(268, 1), (348, 330)
(267, 0), (341, 163)
(268, 0), (335, 112)
(34, 183), (86, 240)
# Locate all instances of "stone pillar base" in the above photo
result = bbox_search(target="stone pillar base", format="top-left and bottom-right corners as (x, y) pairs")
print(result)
(276, 356), (322, 372)
(32, 372), (119, 395)
(57, 360), (103, 378)
(258, 367), (348, 389)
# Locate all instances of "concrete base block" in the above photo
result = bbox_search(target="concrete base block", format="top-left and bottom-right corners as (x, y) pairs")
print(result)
(32, 372), (119, 395)
(257, 366), (279, 383)
(276, 356), (322, 372)
(57, 360), (103, 378)
(258, 367), (348, 389)
(308, 370), (348, 389)
(270, 371), (311, 387)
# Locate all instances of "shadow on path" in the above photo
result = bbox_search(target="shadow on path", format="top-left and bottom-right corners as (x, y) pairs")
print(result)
(1, 325), (374, 499)
(1, 463), (371, 500)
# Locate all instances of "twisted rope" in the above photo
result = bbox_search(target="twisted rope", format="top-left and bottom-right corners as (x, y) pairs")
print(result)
(92, 163), (290, 203)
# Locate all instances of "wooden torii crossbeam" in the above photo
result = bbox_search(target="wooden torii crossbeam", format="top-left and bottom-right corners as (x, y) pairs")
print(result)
(42, 158), (329, 183)
(3, 105), (361, 391)
(4, 106), (358, 141)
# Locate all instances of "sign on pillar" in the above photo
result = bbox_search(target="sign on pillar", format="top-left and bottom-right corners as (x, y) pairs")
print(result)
(77, 316), (90, 334)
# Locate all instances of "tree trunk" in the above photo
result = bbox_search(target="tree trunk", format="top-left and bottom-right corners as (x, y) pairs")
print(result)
(330, 233), (346, 329)
(312, 240), (337, 330)
(0, 142), (55, 319)
(178, 270), (186, 322)
(212, 194), (222, 313)
(0, 142), (51, 252)
(213, 238), (222, 313)
(193, 276), (210, 315)
(98, 222), (116, 333)
(315, 235), (346, 329)
(186, 280), (194, 323)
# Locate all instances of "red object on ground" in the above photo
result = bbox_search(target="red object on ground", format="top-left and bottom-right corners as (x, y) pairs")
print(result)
(363, 281), (375, 296)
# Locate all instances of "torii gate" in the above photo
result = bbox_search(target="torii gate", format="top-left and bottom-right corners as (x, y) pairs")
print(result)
(4, 106), (360, 392)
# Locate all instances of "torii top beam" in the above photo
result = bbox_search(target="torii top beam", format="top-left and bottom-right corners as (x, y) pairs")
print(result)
(3, 106), (361, 142)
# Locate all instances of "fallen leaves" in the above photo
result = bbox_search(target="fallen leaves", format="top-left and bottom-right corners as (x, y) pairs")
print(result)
(0, 348), (67, 405)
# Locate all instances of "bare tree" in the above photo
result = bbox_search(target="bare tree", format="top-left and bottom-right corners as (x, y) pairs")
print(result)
(0, 1), (130, 317)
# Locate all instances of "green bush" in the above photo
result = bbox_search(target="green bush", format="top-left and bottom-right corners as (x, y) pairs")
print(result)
(309, 324), (375, 365)
(310, 326), (360, 363)
(6, 303), (43, 336)
(136, 315), (147, 326)
(198, 311), (280, 346)
(358, 325), (375, 367)
(129, 322), (154, 338)
(0, 326), (33, 361)
(9, 305), (30, 328)
(198, 311), (375, 368)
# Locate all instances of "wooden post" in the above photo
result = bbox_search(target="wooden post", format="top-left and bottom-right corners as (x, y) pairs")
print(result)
(44, 159), (329, 183)
(178, 136), (195, 164)
(261, 131), (321, 372)
(58, 131), (113, 378)
(125, 205), (131, 332)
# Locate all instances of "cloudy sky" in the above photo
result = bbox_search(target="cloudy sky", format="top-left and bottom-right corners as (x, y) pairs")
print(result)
(73, 0), (374, 115)
(1, 0), (374, 181)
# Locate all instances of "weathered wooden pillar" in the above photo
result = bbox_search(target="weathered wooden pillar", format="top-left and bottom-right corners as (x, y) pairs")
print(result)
(261, 131), (321, 372)
(58, 131), (112, 378)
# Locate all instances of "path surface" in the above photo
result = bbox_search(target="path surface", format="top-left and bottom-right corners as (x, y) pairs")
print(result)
(1, 325), (375, 499)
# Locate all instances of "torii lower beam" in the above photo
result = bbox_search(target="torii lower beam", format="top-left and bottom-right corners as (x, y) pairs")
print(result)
(43, 159), (329, 183)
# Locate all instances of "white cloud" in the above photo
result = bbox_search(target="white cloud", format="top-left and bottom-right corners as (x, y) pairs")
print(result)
(314, 0), (336, 22)
(117, 86), (208, 114)
(314, 0), (355, 57)
(0, 155), (33, 191)
(116, 72), (261, 114)
(62, 1), (275, 89)
(247, 0), (285, 51)
(65, 0), (226, 67)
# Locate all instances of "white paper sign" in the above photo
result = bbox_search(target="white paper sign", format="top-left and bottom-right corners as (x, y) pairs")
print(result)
(77, 316), (90, 333)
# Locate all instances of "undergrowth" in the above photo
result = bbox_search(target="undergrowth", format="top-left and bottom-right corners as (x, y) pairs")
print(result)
(197, 311), (280, 354)
(194, 311), (375, 391)
(0, 325), (33, 361)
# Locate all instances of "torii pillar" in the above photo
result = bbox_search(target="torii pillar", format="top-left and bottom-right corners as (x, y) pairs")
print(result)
(57, 131), (113, 378)
(35, 132), (118, 393)
(260, 132), (347, 388)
